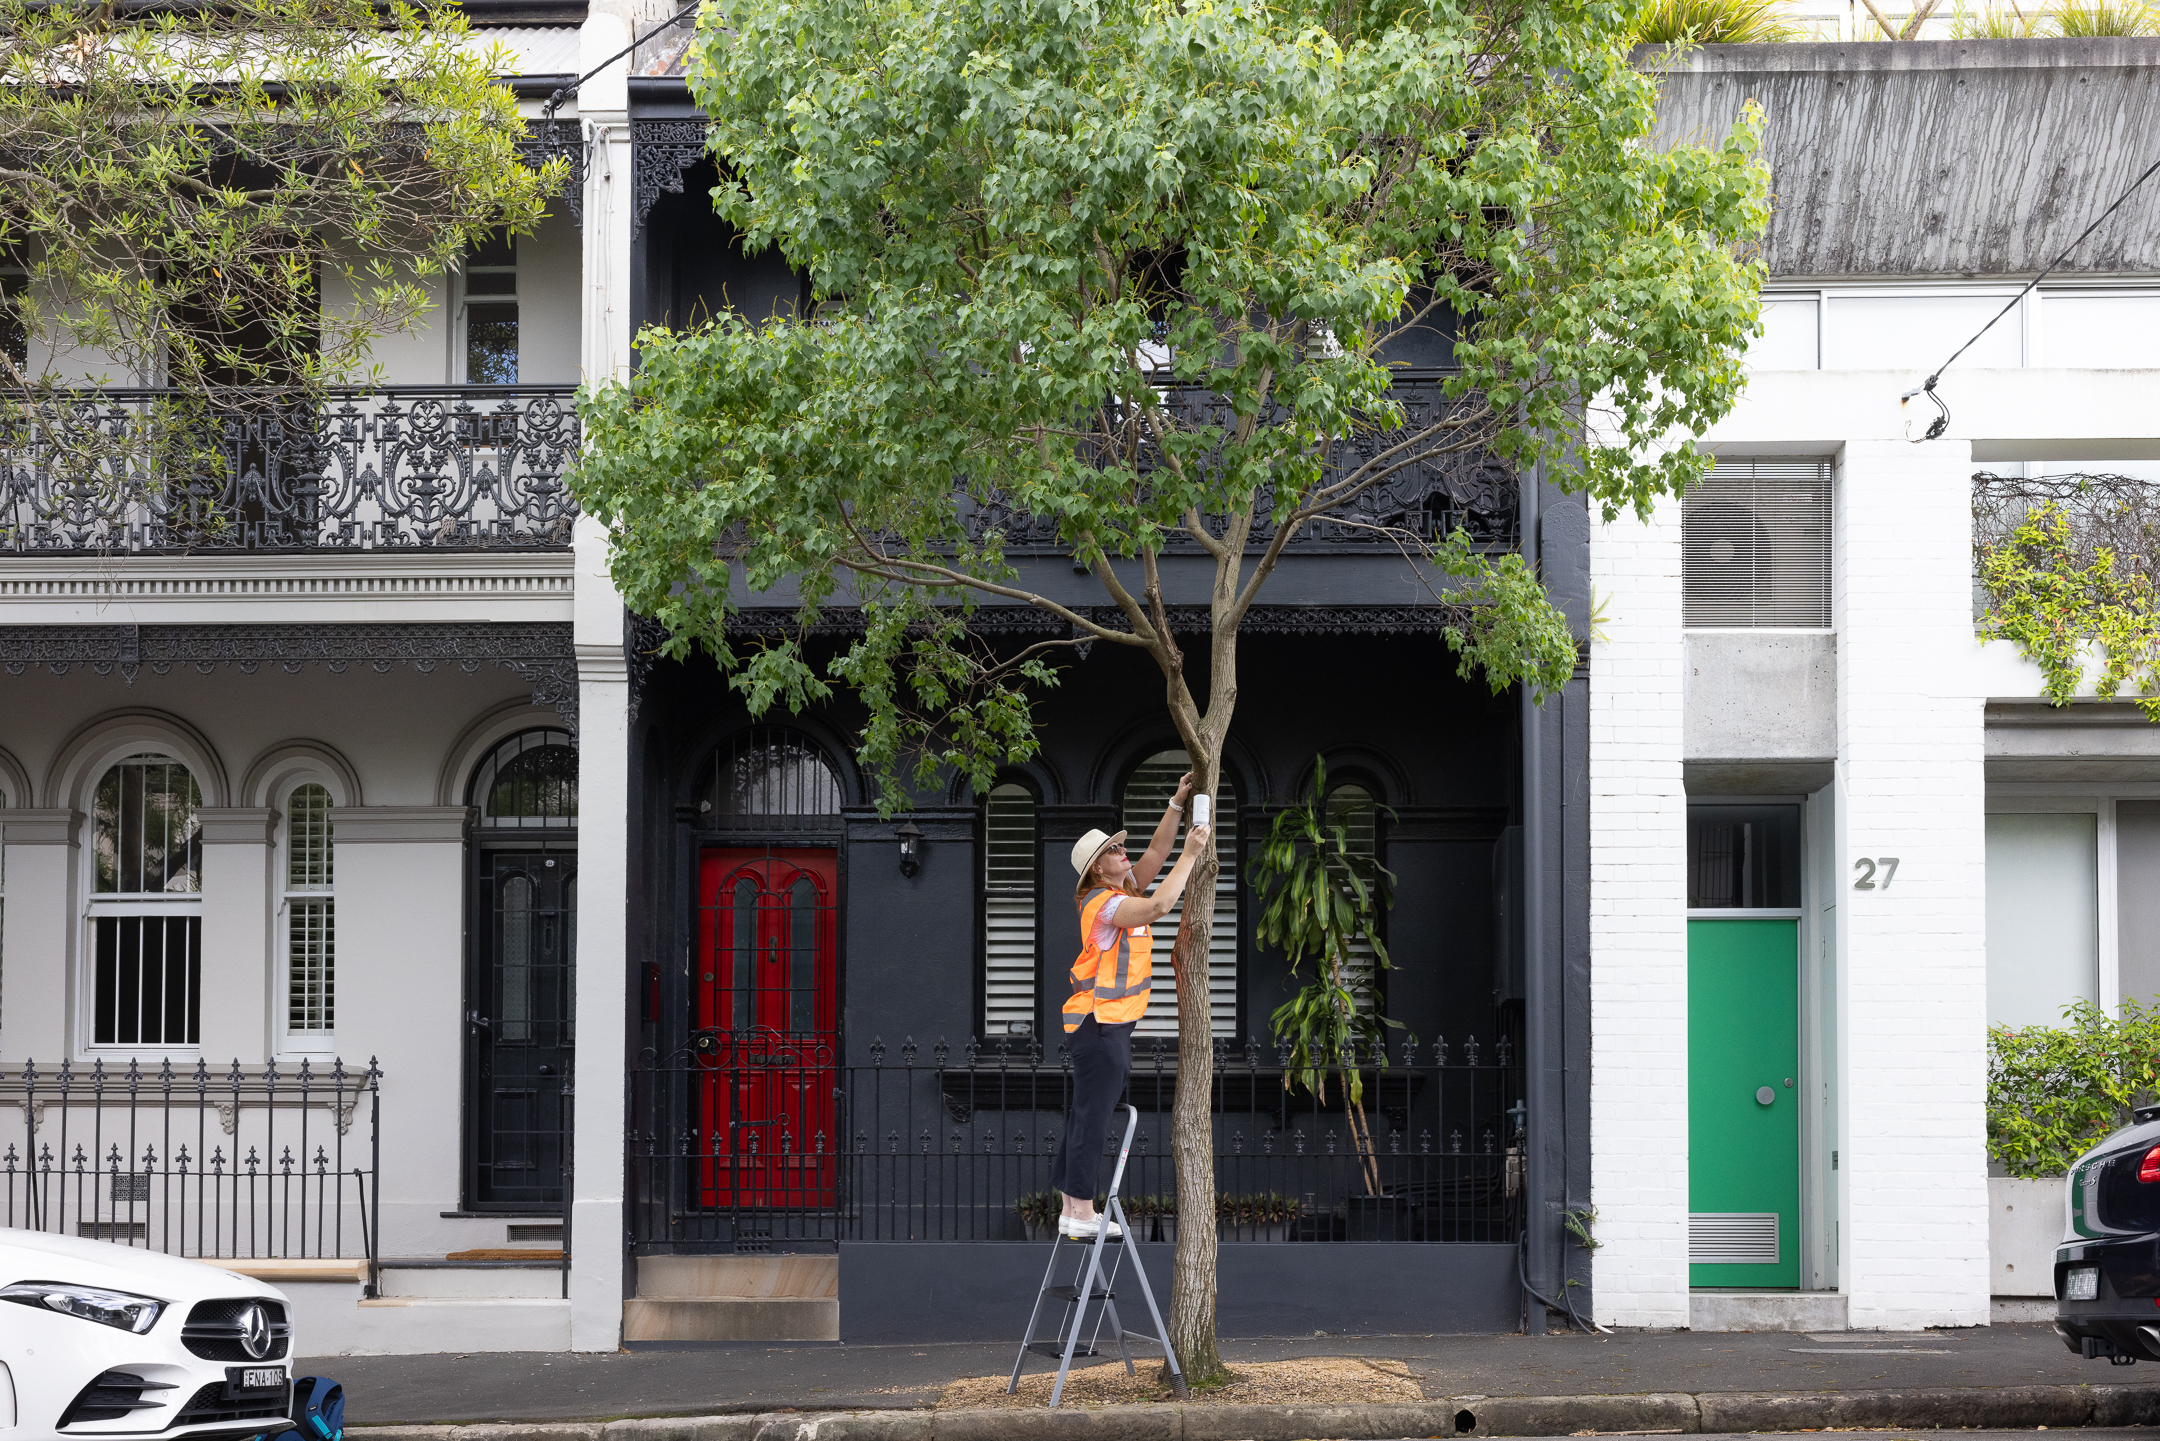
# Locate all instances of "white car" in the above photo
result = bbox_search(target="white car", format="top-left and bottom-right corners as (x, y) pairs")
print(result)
(0, 1228), (294, 1439)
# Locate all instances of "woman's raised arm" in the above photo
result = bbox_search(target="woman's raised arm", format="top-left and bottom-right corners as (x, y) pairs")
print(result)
(1115, 823), (1212, 929)
(1132, 771), (1194, 883)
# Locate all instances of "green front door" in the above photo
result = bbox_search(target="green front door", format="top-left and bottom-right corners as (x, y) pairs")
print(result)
(1689, 917), (1800, 1288)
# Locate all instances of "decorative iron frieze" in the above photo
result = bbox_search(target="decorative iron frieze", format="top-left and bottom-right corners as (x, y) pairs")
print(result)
(1, 386), (581, 555)
(625, 612), (672, 723)
(1, 623), (579, 727)
(633, 119), (712, 233)
(518, 119), (587, 223)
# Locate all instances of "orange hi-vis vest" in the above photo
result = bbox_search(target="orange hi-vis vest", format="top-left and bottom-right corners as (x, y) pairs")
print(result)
(1062, 887), (1154, 1033)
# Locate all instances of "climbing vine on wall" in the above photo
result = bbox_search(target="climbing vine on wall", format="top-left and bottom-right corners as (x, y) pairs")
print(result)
(1974, 471), (2160, 719)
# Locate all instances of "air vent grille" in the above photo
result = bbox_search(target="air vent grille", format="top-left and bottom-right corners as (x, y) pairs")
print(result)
(1683, 458), (1833, 628)
(1689, 1211), (1781, 1265)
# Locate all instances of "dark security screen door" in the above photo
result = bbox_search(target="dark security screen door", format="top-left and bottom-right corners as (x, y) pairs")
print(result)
(694, 848), (837, 1209)
(468, 848), (576, 1206)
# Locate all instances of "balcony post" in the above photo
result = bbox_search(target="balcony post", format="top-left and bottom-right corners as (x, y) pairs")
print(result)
(567, 2), (636, 1356)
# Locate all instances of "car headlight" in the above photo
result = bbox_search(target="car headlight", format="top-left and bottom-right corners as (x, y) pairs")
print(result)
(0, 1281), (165, 1333)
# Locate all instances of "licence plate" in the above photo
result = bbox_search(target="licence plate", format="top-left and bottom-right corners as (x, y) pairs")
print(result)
(2068, 1266), (2100, 1301)
(226, 1365), (286, 1393)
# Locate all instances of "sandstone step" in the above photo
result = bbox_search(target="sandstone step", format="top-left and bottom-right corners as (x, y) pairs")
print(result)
(622, 1295), (839, 1343)
(379, 1262), (566, 1299)
(634, 1253), (837, 1300)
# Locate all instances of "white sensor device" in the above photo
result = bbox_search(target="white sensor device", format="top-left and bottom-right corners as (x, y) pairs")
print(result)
(1190, 794), (1210, 828)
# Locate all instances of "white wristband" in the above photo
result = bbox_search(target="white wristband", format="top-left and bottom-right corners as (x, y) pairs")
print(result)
(1169, 800), (1183, 812)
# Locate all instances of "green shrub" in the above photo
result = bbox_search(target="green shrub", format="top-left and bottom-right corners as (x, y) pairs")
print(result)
(1989, 997), (2160, 1177)
(1014, 1190), (1060, 1227)
(1633, 0), (1803, 42)
(1216, 1192), (1302, 1225)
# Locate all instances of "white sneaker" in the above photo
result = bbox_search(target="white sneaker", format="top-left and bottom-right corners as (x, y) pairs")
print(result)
(1059, 1215), (1123, 1240)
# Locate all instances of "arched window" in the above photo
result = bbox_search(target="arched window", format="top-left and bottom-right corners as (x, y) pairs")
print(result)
(981, 782), (1039, 1039)
(1120, 750), (1239, 1039)
(693, 728), (843, 827)
(89, 755), (203, 1047)
(283, 782), (335, 1041)
(472, 728), (577, 827)
(1326, 782), (1381, 1011)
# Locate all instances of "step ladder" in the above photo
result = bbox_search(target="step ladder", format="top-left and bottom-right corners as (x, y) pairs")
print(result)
(1008, 1103), (1188, 1408)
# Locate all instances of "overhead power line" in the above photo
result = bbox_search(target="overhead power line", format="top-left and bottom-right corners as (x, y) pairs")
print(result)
(543, 2), (701, 126)
(1904, 151), (2160, 443)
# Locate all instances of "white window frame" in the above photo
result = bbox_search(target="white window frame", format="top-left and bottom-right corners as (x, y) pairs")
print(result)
(458, 235), (519, 386)
(1985, 792), (2115, 1016)
(81, 754), (204, 1056)
(278, 778), (337, 1054)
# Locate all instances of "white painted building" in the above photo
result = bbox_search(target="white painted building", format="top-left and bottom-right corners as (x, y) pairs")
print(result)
(1593, 37), (2160, 1331)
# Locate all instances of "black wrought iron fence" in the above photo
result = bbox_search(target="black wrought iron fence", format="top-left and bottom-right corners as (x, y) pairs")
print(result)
(0, 1058), (381, 1282)
(627, 1032), (1522, 1250)
(0, 385), (580, 553)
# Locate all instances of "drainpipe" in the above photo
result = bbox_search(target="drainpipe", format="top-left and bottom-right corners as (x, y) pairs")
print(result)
(1520, 462), (1549, 1336)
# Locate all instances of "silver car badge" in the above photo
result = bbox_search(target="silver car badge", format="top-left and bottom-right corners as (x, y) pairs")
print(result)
(238, 1303), (271, 1360)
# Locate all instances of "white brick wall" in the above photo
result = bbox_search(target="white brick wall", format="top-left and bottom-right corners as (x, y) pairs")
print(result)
(1834, 439), (1991, 1328)
(1589, 496), (1691, 1328)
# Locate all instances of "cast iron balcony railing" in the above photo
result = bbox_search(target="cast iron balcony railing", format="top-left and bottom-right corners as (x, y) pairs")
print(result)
(0, 385), (581, 555)
(0, 1057), (383, 1288)
(967, 372), (1519, 554)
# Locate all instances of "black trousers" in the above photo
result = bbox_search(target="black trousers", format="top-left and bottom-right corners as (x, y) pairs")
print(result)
(1049, 1014), (1135, 1201)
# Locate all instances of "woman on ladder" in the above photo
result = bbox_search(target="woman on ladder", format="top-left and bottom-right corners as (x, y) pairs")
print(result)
(1052, 774), (1212, 1239)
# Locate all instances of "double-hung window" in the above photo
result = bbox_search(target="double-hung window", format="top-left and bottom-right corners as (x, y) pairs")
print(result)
(87, 756), (202, 1048)
(283, 783), (335, 1045)
(461, 231), (518, 384)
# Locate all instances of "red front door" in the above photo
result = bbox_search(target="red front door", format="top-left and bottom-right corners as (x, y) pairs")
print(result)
(694, 848), (838, 1208)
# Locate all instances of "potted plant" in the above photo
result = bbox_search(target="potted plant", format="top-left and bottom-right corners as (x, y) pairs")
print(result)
(1216, 1191), (1301, 1243)
(1251, 756), (1412, 1241)
(1142, 1192), (1178, 1244)
(1015, 1189), (1059, 1242)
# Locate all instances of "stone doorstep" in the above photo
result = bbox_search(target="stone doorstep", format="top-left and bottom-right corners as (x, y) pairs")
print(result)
(620, 1296), (841, 1343)
(345, 1382), (2160, 1440)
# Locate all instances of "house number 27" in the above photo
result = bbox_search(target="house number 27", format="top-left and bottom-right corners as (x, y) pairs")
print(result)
(1854, 857), (1900, 890)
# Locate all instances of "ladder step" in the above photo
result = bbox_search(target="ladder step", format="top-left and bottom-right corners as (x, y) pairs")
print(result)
(1045, 1285), (1114, 1302)
(1026, 1343), (1098, 1358)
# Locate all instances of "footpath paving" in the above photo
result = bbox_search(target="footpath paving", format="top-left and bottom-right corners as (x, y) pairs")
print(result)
(322, 1322), (2160, 1438)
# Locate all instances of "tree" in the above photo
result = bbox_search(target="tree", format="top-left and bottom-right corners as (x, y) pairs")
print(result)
(573, 0), (1768, 1379)
(0, 0), (565, 530)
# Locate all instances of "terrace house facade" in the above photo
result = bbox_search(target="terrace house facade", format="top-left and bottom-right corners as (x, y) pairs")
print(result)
(0, 0), (1595, 1351)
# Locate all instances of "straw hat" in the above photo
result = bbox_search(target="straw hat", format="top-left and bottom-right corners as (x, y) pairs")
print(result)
(1069, 828), (1128, 878)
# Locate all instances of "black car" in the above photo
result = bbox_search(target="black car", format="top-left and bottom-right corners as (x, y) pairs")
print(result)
(2056, 1103), (2160, 1364)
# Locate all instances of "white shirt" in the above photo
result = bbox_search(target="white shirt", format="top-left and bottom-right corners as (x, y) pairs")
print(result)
(1091, 894), (1150, 951)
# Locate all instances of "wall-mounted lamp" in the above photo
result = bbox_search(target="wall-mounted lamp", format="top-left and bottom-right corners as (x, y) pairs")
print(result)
(897, 821), (925, 878)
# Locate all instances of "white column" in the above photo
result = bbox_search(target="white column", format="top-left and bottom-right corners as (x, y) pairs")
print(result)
(1835, 438), (1990, 1328)
(1588, 497), (1691, 1328)
(196, 809), (275, 1063)
(336, 808), (470, 1259)
(0, 811), (80, 1061)
(569, 4), (635, 1354)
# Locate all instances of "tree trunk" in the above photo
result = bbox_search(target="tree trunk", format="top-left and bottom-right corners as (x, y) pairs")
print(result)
(1166, 743), (1228, 1386)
